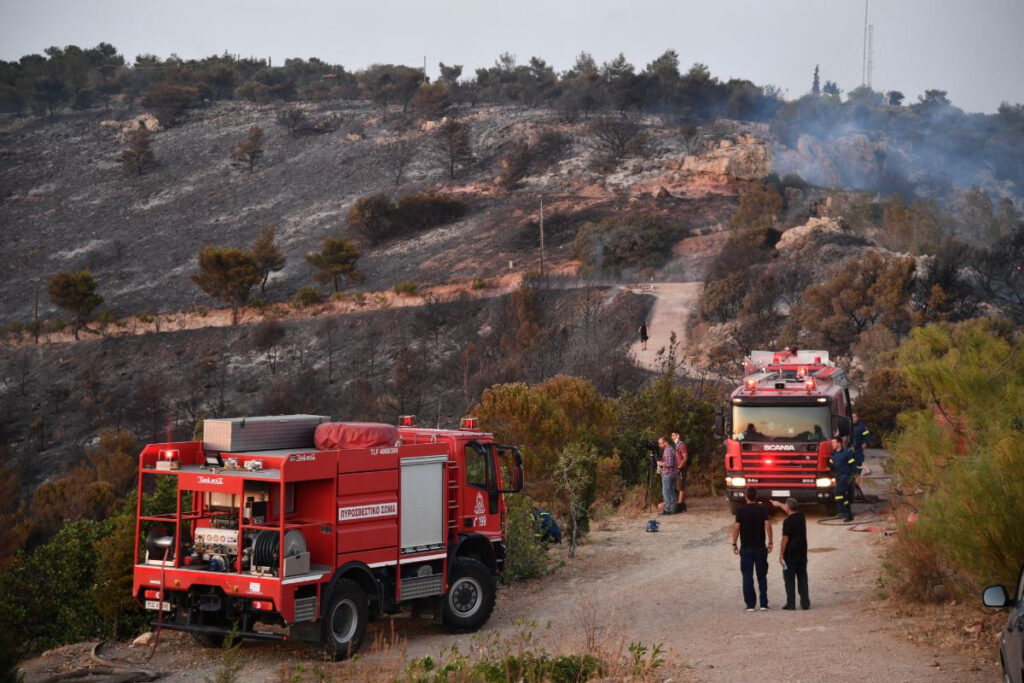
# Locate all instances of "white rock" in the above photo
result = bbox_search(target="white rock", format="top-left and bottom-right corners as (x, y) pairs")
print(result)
(130, 631), (154, 647)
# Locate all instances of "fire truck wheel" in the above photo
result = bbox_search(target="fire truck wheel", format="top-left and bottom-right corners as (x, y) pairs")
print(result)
(323, 579), (368, 660)
(443, 558), (496, 632)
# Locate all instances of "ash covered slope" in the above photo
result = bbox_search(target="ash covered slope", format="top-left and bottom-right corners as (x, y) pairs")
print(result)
(1, 101), (398, 320)
(0, 102), (768, 323)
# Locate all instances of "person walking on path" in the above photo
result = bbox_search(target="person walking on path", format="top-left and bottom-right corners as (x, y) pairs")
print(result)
(850, 413), (870, 501)
(656, 436), (677, 515)
(829, 436), (856, 522)
(671, 431), (689, 512)
(731, 486), (773, 611)
(772, 498), (810, 610)
(638, 321), (649, 351)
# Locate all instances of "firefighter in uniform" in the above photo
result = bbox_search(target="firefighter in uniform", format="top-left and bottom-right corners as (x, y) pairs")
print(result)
(829, 436), (856, 522)
(850, 413), (870, 501)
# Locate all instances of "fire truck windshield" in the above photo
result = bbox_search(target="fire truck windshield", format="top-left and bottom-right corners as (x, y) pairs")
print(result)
(732, 405), (830, 442)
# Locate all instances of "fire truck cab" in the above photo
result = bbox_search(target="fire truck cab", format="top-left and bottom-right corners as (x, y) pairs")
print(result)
(718, 348), (852, 513)
(131, 415), (522, 659)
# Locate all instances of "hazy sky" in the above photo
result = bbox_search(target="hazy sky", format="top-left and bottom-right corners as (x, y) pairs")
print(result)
(1, 0), (1021, 113)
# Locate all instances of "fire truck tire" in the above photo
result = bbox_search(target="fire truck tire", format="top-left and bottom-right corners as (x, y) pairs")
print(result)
(323, 579), (368, 660)
(824, 500), (838, 516)
(442, 558), (496, 632)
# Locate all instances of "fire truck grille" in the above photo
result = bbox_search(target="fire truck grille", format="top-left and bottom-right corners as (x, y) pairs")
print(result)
(740, 453), (819, 486)
(294, 596), (318, 622)
(401, 574), (445, 600)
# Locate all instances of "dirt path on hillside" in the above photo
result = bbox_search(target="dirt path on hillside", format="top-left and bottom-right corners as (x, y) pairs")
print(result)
(629, 282), (703, 372)
(18, 450), (994, 682)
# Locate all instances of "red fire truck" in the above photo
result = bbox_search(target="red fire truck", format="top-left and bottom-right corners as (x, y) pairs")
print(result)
(717, 348), (852, 513)
(132, 414), (522, 659)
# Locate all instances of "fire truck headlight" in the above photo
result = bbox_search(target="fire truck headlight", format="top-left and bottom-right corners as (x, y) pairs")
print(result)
(816, 477), (834, 488)
(727, 476), (746, 487)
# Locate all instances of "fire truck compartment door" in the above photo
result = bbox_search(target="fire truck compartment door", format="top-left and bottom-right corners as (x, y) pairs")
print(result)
(400, 455), (447, 552)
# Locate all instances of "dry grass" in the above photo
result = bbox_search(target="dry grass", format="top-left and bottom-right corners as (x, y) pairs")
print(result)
(272, 615), (672, 682)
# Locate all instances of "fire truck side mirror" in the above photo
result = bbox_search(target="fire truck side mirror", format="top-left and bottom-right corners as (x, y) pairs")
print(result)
(837, 415), (852, 438)
(714, 406), (727, 439)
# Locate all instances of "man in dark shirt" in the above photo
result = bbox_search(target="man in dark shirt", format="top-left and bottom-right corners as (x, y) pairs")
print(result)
(829, 436), (856, 522)
(850, 413), (870, 501)
(731, 486), (773, 611)
(773, 497), (810, 610)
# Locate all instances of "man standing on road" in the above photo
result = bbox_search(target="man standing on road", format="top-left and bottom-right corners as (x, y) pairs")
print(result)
(672, 431), (689, 513)
(772, 498), (810, 610)
(829, 436), (856, 522)
(731, 486), (772, 611)
(638, 321), (649, 351)
(656, 436), (677, 515)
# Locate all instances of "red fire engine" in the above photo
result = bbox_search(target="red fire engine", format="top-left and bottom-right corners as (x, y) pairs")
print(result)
(717, 348), (852, 513)
(132, 414), (523, 659)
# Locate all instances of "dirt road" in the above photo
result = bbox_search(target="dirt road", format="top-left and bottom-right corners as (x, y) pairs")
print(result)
(391, 450), (989, 682)
(629, 282), (703, 372)
(19, 450), (993, 682)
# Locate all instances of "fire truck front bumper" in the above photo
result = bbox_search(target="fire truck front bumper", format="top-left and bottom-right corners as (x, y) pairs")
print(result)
(725, 478), (835, 505)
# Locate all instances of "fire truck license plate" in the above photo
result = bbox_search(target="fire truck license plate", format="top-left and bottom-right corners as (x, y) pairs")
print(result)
(145, 600), (172, 611)
(771, 490), (790, 497)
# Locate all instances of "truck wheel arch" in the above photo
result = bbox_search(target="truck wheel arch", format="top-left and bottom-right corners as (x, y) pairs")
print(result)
(325, 562), (378, 612)
(451, 533), (497, 570)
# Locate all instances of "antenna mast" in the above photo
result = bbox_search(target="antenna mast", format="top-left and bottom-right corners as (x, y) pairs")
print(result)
(867, 24), (874, 89)
(861, 0), (869, 86)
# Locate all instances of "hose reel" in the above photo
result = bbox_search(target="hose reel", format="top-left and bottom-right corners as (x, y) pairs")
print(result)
(252, 530), (309, 576)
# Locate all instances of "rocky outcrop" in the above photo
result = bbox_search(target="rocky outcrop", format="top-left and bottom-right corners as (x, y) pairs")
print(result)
(679, 134), (772, 182)
(610, 133), (772, 198)
(775, 216), (843, 250)
(100, 113), (162, 142)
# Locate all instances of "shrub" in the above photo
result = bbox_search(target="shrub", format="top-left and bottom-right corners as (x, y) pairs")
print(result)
(347, 192), (468, 245)
(293, 286), (322, 307)
(252, 317), (285, 348)
(498, 130), (571, 186)
(393, 281), (419, 296)
(573, 214), (684, 275)
(886, 320), (1024, 599)
(141, 82), (198, 126)
(502, 494), (552, 583)
(0, 518), (114, 655)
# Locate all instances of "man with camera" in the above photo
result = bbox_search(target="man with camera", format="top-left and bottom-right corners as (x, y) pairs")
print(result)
(656, 436), (678, 515)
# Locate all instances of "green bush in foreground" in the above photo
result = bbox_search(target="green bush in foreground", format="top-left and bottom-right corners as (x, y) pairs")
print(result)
(402, 623), (663, 682)
(501, 494), (552, 583)
(886, 319), (1024, 599)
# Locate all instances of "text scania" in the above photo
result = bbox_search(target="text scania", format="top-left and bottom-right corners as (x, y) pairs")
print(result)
(763, 444), (797, 451)
(197, 476), (224, 485)
(289, 453), (316, 462)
